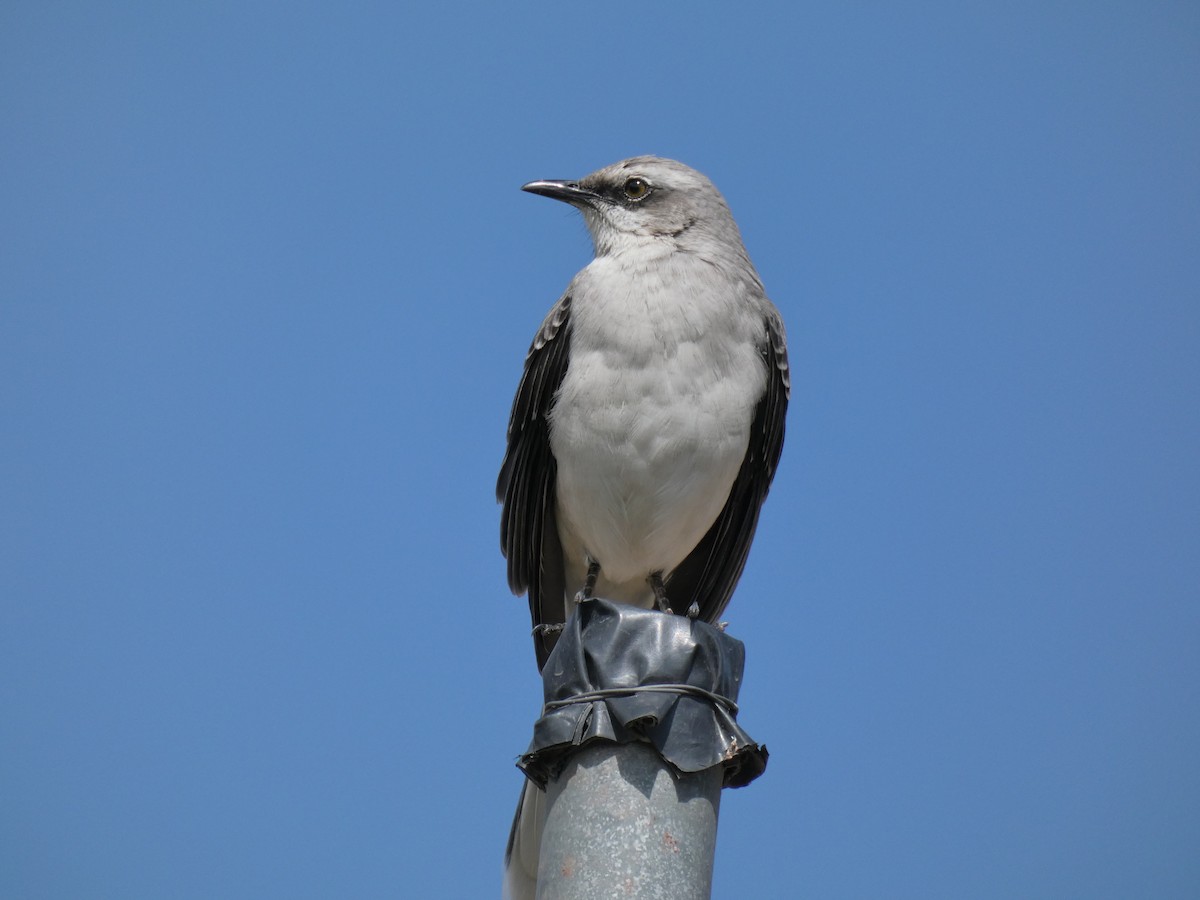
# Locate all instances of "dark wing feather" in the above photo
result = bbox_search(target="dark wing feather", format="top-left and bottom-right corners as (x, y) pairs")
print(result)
(497, 295), (572, 669)
(666, 308), (789, 624)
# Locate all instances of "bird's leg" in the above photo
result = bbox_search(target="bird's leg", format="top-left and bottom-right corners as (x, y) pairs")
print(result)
(541, 558), (600, 640)
(648, 571), (673, 614)
(574, 557), (601, 603)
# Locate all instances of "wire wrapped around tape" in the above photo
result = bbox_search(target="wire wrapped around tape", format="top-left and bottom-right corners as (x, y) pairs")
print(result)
(517, 598), (768, 790)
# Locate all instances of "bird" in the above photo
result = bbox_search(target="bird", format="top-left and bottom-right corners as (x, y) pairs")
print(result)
(497, 156), (789, 898)
(498, 155), (789, 668)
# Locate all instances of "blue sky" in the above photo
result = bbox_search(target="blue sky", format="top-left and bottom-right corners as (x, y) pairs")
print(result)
(2, 2), (1197, 897)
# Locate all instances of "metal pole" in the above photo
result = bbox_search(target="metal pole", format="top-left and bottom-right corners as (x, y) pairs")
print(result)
(535, 740), (723, 899)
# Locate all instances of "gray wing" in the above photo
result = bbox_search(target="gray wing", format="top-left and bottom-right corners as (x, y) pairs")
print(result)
(666, 308), (789, 624)
(497, 294), (572, 669)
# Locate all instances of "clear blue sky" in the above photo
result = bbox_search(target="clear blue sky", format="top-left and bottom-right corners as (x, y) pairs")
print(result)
(2, 3), (1197, 897)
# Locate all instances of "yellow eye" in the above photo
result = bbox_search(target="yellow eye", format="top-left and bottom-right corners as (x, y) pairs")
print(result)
(623, 177), (651, 201)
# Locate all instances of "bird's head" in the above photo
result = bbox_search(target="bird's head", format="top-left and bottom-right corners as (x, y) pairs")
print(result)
(522, 156), (742, 258)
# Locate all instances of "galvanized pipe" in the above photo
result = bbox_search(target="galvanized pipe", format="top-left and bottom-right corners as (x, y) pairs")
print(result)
(536, 740), (722, 899)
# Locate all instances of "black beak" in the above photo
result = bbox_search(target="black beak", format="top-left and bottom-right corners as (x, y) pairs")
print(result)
(521, 179), (597, 206)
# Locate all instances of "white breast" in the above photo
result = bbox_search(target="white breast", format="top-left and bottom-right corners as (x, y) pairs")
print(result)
(549, 251), (766, 602)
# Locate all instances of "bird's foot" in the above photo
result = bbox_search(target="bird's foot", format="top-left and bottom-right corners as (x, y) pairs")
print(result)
(574, 557), (601, 604)
(686, 601), (700, 619)
(716, 621), (729, 632)
(532, 623), (565, 638)
(648, 572), (673, 614)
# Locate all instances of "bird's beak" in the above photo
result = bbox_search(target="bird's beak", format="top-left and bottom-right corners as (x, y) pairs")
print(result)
(521, 179), (597, 206)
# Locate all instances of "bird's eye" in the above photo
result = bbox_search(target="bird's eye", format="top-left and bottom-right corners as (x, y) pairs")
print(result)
(622, 177), (651, 201)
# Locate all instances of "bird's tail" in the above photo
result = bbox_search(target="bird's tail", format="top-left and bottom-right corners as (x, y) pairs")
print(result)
(502, 780), (545, 900)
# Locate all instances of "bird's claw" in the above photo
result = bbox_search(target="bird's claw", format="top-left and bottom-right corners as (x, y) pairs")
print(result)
(574, 557), (601, 604)
(532, 623), (565, 637)
(649, 571), (673, 613)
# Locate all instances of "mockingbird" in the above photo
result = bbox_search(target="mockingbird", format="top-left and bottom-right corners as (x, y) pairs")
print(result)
(497, 156), (789, 898)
